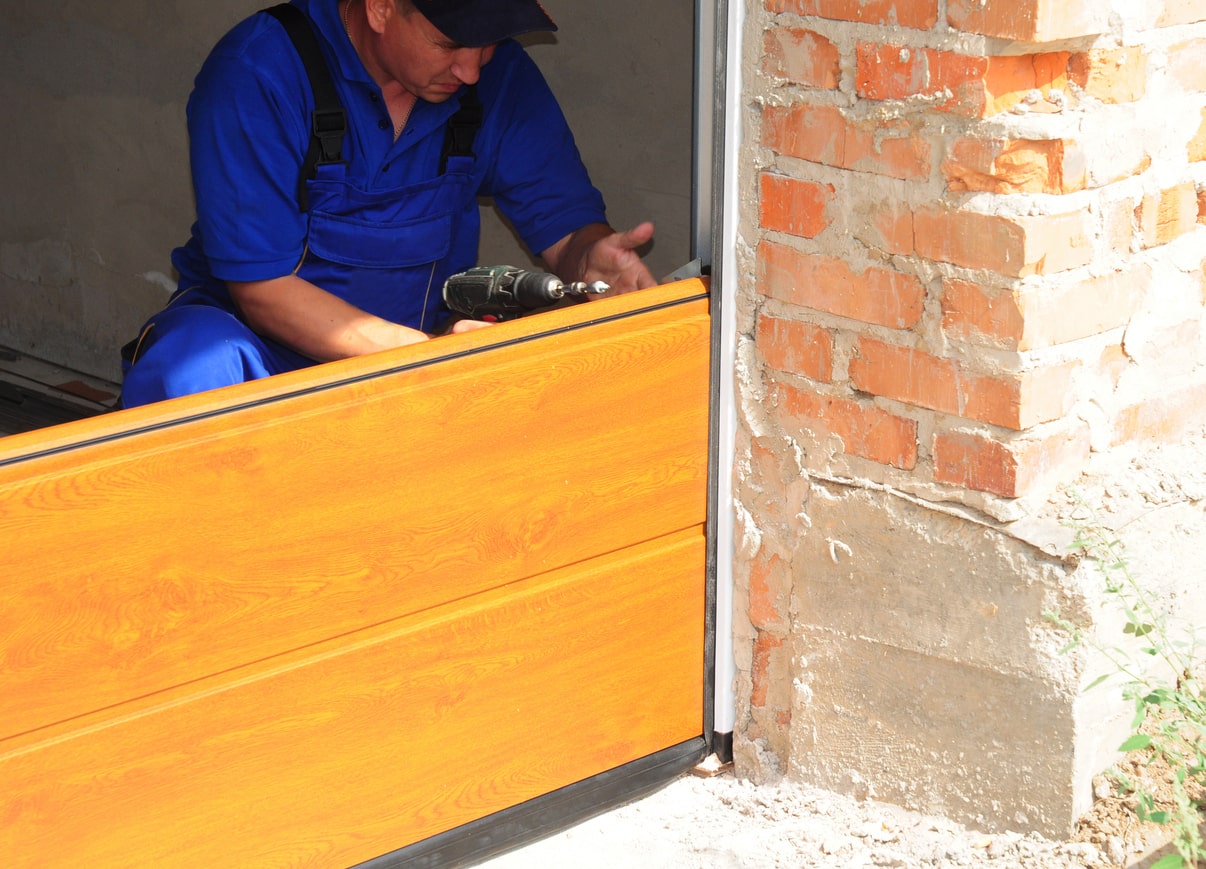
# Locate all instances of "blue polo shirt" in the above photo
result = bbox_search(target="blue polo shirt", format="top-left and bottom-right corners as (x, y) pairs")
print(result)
(170, 0), (607, 327)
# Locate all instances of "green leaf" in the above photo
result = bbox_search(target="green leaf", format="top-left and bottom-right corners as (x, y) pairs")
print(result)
(1119, 734), (1153, 752)
(1084, 673), (1112, 691)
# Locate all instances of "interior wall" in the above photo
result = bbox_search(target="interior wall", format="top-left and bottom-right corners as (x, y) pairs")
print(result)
(0, 1), (693, 382)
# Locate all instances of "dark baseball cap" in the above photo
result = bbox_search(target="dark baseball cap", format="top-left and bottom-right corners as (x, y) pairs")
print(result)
(411, 0), (558, 47)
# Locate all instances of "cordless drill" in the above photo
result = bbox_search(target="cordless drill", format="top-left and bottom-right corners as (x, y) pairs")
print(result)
(442, 265), (609, 322)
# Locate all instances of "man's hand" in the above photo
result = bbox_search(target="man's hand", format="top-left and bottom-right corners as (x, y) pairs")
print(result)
(541, 221), (658, 296)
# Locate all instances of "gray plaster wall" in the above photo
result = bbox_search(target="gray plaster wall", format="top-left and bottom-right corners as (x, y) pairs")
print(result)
(0, 1), (693, 381)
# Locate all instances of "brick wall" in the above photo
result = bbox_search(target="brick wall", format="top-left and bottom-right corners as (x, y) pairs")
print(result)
(749, 0), (1206, 508)
(733, 0), (1206, 834)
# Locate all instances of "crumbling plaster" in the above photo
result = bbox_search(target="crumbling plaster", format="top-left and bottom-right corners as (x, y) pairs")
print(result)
(727, 0), (1206, 838)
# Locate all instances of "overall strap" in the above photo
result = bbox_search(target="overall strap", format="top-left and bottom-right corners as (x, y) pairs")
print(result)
(440, 84), (482, 173)
(262, 4), (347, 212)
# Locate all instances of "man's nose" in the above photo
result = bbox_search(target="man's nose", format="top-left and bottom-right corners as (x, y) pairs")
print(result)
(451, 47), (490, 84)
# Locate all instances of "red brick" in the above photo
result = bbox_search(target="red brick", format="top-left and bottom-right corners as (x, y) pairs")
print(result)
(758, 241), (926, 329)
(849, 337), (1076, 429)
(941, 279), (1024, 347)
(1068, 48), (1148, 103)
(776, 381), (919, 469)
(768, 0), (938, 30)
(751, 631), (787, 708)
(943, 138), (1086, 194)
(947, 0), (1108, 40)
(763, 26), (841, 89)
(760, 173), (835, 239)
(933, 426), (1092, 498)
(867, 200), (915, 257)
(762, 103), (931, 181)
(757, 313), (834, 382)
(856, 45), (1072, 118)
(1160, 0), (1206, 26)
(912, 207), (1092, 277)
(941, 267), (1148, 351)
(1137, 182), (1199, 248)
(1113, 381), (1206, 447)
(1199, 187), (1206, 223)
(749, 550), (790, 632)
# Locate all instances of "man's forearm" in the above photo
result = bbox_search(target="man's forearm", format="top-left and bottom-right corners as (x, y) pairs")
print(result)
(228, 275), (430, 363)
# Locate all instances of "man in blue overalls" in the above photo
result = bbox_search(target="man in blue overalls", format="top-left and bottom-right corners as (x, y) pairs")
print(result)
(121, 0), (657, 408)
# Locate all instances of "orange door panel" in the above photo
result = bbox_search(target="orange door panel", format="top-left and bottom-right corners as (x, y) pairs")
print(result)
(0, 280), (711, 867)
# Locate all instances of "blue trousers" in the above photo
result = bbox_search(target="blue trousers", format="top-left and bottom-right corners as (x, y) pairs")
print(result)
(121, 304), (315, 408)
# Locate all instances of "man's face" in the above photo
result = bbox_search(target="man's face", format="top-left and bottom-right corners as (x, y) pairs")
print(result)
(381, 6), (497, 102)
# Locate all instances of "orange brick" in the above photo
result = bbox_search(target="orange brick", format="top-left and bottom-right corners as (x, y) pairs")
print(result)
(1096, 344), (1130, 391)
(749, 551), (790, 632)
(1068, 48), (1148, 103)
(1191, 109), (1206, 162)
(849, 337), (1075, 429)
(751, 631), (788, 708)
(763, 26), (841, 89)
(947, 0), (1108, 40)
(943, 138), (1086, 194)
(757, 313), (834, 382)
(758, 241), (926, 329)
(933, 426), (1092, 498)
(768, 0), (938, 30)
(856, 44), (1072, 118)
(912, 207), (1092, 277)
(1169, 39), (1206, 94)
(760, 173), (835, 239)
(776, 381), (919, 469)
(1106, 196), (1138, 254)
(1113, 381), (1206, 447)
(941, 267), (1148, 350)
(1160, 0), (1206, 26)
(762, 103), (931, 181)
(1137, 183), (1199, 248)
(941, 279), (1025, 347)
(868, 200), (916, 257)
(1199, 187), (1206, 223)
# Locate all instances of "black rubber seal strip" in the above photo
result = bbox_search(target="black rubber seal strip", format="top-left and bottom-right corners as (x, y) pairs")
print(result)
(354, 737), (708, 869)
(0, 293), (708, 470)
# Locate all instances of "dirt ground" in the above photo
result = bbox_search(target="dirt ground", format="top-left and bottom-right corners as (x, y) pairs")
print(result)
(474, 761), (1186, 869)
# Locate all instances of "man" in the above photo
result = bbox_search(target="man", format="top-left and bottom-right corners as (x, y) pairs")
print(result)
(121, 0), (657, 407)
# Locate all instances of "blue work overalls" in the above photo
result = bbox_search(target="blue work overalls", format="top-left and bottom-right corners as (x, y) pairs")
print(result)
(121, 5), (479, 408)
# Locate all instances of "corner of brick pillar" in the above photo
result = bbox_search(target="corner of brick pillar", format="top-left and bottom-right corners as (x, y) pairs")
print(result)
(734, 0), (1206, 838)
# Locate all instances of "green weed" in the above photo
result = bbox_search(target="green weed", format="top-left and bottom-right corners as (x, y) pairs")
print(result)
(1044, 491), (1205, 869)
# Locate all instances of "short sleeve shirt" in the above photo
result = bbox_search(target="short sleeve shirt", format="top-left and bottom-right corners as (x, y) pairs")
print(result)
(171, 0), (607, 317)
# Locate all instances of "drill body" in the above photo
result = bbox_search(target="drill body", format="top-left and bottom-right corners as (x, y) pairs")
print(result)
(442, 265), (608, 322)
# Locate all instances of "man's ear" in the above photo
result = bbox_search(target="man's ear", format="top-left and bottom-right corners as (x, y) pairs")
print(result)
(364, 0), (394, 34)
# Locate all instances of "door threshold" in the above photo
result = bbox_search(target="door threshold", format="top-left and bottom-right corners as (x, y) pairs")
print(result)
(358, 738), (708, 869)
(0, 346), (119, 437)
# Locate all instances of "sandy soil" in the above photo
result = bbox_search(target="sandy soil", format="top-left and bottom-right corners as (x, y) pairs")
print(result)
(474, 765), (1181, 869)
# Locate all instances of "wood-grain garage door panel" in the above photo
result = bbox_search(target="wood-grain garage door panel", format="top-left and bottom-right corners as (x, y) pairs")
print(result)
(0, 530), (706, 867)
(0, 284), (710, 738)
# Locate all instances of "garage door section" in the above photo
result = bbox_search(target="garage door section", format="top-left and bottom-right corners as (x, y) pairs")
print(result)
(0, 278), (712, 867)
